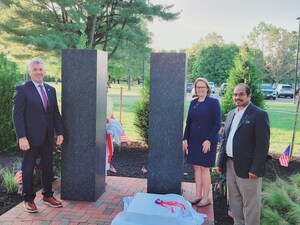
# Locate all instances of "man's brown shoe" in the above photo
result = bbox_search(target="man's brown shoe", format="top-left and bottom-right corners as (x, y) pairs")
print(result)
(23, 201), (38, 213)
(42, 197), (62, 208)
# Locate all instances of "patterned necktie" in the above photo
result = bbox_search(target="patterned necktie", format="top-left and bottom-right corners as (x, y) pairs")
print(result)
(38, 84), (49, 111)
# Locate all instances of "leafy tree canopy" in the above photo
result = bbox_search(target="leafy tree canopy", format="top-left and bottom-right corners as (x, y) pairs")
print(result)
(192, 43), (239, 85)
(186, 32), (225, 81)
(0, 0), (180, 60)
(108, 34), (151, 88)
(0, 0), (179, 81)
(247, 22), (297, 83)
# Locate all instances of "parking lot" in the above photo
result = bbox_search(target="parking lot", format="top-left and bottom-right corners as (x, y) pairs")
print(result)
(186, 91), (299, 103)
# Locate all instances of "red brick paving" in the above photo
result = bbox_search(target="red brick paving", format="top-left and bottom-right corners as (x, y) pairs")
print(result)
(0, 177), (214, 224)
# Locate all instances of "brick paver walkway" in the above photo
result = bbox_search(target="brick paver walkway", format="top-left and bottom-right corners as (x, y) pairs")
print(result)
(0, 177), (214, 224)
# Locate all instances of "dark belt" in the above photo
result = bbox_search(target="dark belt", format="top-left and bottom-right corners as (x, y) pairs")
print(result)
(227, 156), (233, 160)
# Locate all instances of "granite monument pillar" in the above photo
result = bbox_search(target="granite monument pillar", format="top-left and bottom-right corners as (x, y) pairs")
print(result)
(61, 49), (107, 201)
(147, 53), (187, 195)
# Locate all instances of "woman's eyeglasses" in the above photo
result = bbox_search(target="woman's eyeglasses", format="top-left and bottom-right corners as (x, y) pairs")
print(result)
(196, 86), (207, 89)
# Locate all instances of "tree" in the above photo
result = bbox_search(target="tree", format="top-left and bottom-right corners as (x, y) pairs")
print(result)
(0, 53), (20, 153)
(192, 44), (239, 84)
(108, 21), (151, 88)
(0, 0), (179, 60)
(221, 44), (265, 119)
(247, 22), (297, 83)
(0, 0), (178, 81)
(109, 46), (150, 89)
(0, 1), (8, 9)
(187, 32), (225, 81)
(134, 75), (150, 145)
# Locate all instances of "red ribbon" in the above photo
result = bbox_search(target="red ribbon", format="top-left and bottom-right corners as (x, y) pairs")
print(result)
(106, 133), (113, 163)
(155, 199), (186, 214)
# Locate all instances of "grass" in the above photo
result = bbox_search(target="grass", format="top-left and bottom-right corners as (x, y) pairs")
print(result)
(0, 169), (18, 194)
(265, 102), (300, 157)
(108, 83), (143, 96)
(49, 82), (300, 156)
(262, 175), (300, 224)
(107, 83), (144, 141)
(110, 97), (141, 141)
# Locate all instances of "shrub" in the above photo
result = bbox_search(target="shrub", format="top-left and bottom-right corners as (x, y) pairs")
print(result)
(290, 173), (300, 188)
(0, 54), (20, 153)
(221, 44), (265, 120)
(53, 147), (62, 179)
(211, 168), (227, 196)
(287, 205), (300, 225)
(261, 206), (289, 225)
(134, 76), (149, 145)
(0, 168), (18, 194)
(262, 175), (300, 225)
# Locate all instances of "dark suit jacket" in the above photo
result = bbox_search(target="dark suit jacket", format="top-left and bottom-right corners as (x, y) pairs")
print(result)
(13, 81), (63, 146)
(216, 103), (270, 178)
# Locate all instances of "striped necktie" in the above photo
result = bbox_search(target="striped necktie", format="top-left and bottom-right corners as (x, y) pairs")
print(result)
(38, 84), (49, 111)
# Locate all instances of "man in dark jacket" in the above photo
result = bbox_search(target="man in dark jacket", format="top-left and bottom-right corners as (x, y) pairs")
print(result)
(13, 59), (64, 213)
(216, 83), (270, 225)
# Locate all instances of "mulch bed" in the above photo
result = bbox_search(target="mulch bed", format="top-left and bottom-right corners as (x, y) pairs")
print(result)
(1, 142), (300, 225)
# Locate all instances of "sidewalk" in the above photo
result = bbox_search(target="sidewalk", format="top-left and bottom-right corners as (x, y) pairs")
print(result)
(0, 177), (214, 225)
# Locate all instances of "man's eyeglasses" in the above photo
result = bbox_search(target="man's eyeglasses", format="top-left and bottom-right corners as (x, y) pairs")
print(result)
(232, 93), (247, 97)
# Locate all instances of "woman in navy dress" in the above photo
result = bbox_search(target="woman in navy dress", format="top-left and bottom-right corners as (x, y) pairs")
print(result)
(183, 77), (221, 207)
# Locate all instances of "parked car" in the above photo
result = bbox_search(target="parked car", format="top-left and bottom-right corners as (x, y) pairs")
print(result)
(186, 82), (193, 93)
(219, 83), (227, 96)
(260, 84), (276, 100)
(276, 84), (294, 98)
(293, 84), (300, 94)
(272, 83), (278, 90)
(208, 82), (215, 93)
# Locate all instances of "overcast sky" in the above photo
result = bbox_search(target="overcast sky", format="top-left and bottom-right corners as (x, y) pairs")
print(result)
(147, 0), (300, 50)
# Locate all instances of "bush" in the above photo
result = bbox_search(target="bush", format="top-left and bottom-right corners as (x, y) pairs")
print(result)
(262, 175), (300, 225)
(134, 76), (149, 145)
(221, 44), (265, 120)
(0, 54), (20, 153)
(0, 168), (18, 194)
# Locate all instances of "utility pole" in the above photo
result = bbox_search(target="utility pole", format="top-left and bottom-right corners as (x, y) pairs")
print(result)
(293, 17), (300, 104)
(291, 94), (300, 156)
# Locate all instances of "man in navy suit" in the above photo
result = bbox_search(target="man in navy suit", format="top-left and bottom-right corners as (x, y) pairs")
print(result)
(216, 83), (270, 225)
(13, 59), (64, 213)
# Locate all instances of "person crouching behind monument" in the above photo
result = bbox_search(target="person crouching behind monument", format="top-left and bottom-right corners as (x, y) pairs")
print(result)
(183, 77), (221, 207)
(105, 84), (126, 174)
(12, 58), (64, 213)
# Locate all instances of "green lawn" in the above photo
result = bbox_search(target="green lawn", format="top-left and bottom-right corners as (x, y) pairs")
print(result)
(265, 102), (300, 157)
(108, 83), (143, 96)
(50, 82), (300, 157)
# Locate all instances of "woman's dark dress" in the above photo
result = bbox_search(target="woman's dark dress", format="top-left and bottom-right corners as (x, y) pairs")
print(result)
(183, 96), (221, 167)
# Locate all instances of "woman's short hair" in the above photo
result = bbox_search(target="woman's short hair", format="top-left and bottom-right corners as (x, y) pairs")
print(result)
(192, 77), (211, 97)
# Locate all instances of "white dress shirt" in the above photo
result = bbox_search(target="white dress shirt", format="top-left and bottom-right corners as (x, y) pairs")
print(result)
(226, 103), (250, 157)
(32, 81), (49, 102)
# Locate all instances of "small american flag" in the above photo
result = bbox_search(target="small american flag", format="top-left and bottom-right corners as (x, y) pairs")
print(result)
(279, 145), (291, 167)
(141, 165), (147, 174)
(15, 170), (22, 184)
(121, 135), (131, 144)
(228, 208), (234, 218)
